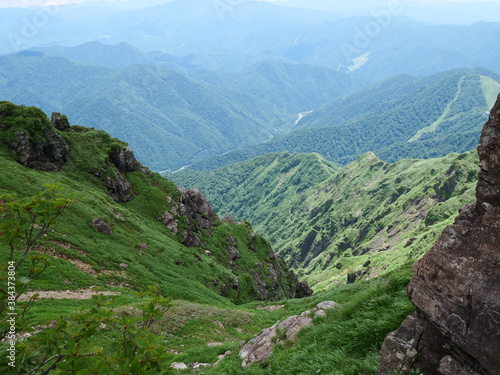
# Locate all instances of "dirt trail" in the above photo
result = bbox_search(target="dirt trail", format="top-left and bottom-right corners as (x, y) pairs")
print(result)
(19, 289), (119, 301)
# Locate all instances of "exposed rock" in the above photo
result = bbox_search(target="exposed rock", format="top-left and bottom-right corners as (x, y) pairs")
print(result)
(105, 170), (134, 203)
(314, 310), (327, 318)
(109, 146), (137, 173)
(92, 163), (135, 203)
(378, 94), (500, 375)
(256, 305), (285, 312)
(347, 271), (357, 284)
(227, 245), (241, 261)
(170, 362), (188, 371)
(91, 218), (113, 234)
(51, 112), (70, 131)
(192, 363), (210, 369)
(295, 280), (313, 298)
(159, 211), (178, 234)
(213, 320), (225, 329)
(315, 301), (339, 310)
(9, 128), (68, 171)
(240, 315), (313, 368)
(159, 188), (217, 247)
(207, 342), (223, 347)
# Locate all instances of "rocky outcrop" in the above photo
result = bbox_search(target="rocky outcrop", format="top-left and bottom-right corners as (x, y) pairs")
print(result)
(240, 315), (313, 368)
(159, 188), (217, 247)
(51, 112), (70, 131)
(109, 146), (138, 173)
(91, 218), (113, 234)
(8, 128), (68, 171)
(378, 95), (500, 375)
(92, 163), (135, 203)
(90, 146), (138, 203)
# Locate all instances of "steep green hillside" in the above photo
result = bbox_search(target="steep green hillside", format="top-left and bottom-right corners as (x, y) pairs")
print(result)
(0, 101), (308, 305)
(187, 69), (498, 171)
(0, 102), (420, 375)
(171, 152), (340, 233)
(0, 54), (291, 171)
(176, 151), (479, 290)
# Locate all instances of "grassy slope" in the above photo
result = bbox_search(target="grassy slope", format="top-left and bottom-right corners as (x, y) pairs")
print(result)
(0, 102), (300, 306)
(175, 151), (479, 291)
(171, 152), (340, 234)
(0, 102), (421, 373)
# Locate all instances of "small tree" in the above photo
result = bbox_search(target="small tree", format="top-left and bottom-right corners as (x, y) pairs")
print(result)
(0, 184), (79, 340)
(0, 186), (174, 374)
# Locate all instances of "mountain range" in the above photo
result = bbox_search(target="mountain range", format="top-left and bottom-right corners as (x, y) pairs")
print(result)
(2, 0), (500, 82)
(185, 68), (500, 171)
(173, 150), (479, 290)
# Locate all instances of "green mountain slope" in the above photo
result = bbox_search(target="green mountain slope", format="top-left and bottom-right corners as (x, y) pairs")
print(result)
(175, 151), (479, 291)
(171, 152), (341, 234)
(194, 60), (365, 112)
(187, 69), (498, 171)
(0, 54), (292, 171)
(33, 41), (152, 69)
(0, 102), (419, 375)
(0, 101), (309, 305)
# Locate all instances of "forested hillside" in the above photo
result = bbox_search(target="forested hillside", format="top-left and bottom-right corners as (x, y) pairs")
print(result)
(0, 54), (363, 171)
(186, 69), (499, 171)
(174, 151), (479, 290)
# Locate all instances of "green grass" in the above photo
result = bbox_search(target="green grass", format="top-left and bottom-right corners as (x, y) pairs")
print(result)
(198, 266), (414, 374)
(0, 102), (302, 308)
(173, 149), (479, 290)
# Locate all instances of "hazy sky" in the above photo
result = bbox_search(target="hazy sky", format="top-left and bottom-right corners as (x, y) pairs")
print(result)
(2, 0), (500, 7)
(2, 0), (500, 23)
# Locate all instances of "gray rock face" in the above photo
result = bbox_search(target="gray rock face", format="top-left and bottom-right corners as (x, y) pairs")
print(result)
(9, 128), (68, 171)
(51, 112), (70, 131)
(240, 315), (313, 368)
(91, 218), (113, 235)
(109, 146), (137, 173)
(378, 94), (500, 375)
(159, 187), (217, 247)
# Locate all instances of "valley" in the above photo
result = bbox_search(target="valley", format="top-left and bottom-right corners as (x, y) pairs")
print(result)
(1, 0), (499, 374)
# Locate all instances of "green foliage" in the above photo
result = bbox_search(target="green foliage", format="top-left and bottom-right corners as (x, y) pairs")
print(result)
(0, 184), (79, 269)
(202, 267), (415, 375)
(187, 69), (497, 171)
(3, 286), (173, 375)
(176, 150), (479, 289)
(0, 184), (79, 341)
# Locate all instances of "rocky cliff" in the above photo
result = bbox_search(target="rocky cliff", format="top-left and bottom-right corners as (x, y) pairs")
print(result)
(378, 95), (500, 375)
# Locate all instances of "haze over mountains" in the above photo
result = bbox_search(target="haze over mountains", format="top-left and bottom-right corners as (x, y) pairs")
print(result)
(1, 0), (500, 373)
(1, 0), (500, 173)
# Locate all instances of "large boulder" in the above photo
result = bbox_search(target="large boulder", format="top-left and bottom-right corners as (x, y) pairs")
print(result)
(378, 94), (500, 375)
(240, 315), (313, 368)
